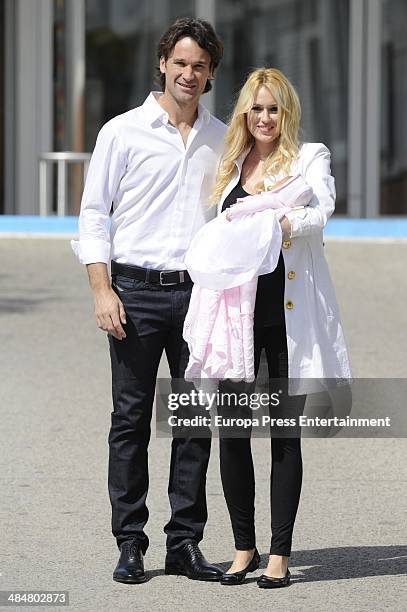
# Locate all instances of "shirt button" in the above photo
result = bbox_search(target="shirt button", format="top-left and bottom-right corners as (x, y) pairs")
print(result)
(282, 240), (291, 249)
(287, 271), (295, 280)
(286, 301), (294, 310)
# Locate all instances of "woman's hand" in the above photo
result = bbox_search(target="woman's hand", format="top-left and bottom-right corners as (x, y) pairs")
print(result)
(280, 215), (291, 237)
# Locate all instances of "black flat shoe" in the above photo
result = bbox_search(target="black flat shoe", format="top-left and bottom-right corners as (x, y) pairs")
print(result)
(165, 541), (223, 581)
(113, 540), (146, 584)
(220, 549), (260, 585)
(257, 569), (291, 588)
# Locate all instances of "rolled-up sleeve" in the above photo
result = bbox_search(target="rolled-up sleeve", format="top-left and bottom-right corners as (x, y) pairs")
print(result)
(71, 121), (126, 264)
(285, 143), (336, 238)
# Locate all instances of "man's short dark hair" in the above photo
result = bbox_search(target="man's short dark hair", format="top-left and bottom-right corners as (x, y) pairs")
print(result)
(156, 17), (224, 93)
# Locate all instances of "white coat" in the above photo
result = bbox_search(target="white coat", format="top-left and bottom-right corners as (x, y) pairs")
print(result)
(217, 142), (352, 388)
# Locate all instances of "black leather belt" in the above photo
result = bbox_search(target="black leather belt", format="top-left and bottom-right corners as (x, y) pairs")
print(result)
(111, 260), (191, 286)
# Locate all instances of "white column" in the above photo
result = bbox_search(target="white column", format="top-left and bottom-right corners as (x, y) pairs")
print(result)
(65, 0), (85, 152)
(195, 0), (216, 115)
(14, 0), (53, 215)
(4, 0), (16, 214)
(347, 0), (365, 217)
(365, 0), (382, 217)
(65, 0), (86, 215)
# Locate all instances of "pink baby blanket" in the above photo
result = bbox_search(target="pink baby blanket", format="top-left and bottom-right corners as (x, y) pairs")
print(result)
(183, 174), (313, 384)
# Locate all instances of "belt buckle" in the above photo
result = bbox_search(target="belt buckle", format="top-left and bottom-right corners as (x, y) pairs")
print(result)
(159, 270), (182, 286)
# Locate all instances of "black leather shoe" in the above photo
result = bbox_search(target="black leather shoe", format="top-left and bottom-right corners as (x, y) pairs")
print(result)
(257, 569), (291, 588)
(220, 548), (260, 585)
(165, 541), (222, 581)
(113, 540), (146, 584)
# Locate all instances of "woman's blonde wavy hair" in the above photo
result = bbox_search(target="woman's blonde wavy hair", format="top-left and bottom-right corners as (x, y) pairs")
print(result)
(211, 67), (301, 203)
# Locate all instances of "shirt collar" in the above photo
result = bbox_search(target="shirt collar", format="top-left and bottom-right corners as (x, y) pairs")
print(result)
(234, 147), (252, 170)
(142, 91), (211, 127)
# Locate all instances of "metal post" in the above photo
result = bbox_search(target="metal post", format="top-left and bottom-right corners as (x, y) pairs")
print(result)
(57, 159), (67, 216)
(39, 160), (48, 217)
(83, 160), (90, 182)
(39, 152), (91, 216)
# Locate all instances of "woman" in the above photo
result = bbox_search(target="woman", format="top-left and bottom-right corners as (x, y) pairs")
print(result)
(211, 68), (351, 588)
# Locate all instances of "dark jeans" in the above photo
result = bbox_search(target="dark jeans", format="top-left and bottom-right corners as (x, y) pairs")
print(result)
(219, 325), (306, 556)
(108, 273), (211, 553)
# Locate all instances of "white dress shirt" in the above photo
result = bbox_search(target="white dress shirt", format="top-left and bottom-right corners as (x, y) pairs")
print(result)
(71, 92), (227, 270)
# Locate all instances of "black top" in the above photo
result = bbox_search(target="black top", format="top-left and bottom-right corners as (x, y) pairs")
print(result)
(222, 180), (285, 327)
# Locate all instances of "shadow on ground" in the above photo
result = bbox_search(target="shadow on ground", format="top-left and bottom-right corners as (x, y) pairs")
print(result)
(0, 296), (62, 314)
(139, 545), (407, 584)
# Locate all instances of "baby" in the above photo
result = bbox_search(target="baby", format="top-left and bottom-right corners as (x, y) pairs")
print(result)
(225, 174), (313, 222)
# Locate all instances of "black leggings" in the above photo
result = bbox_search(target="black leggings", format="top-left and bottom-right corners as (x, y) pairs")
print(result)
(219, 326), (305, 556)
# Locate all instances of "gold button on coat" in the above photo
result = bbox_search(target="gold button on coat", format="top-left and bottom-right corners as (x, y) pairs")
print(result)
(282, 240), (291, 249)
(286, 301), (294, 310)
(287, 271), (295, 280)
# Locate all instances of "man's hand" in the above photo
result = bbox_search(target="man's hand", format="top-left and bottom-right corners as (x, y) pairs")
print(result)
(86, 262), (127, 340)
(93, 287), (127, 340)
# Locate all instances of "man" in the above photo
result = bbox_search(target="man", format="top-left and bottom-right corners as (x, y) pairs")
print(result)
(71, 18), (226, 583)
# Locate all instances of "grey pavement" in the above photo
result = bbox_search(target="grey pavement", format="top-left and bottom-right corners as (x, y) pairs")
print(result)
(0, 238), (406, 611)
